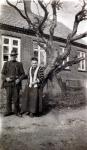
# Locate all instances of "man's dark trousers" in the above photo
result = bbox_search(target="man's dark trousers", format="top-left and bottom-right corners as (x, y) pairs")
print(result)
(6, 85), (20, 114)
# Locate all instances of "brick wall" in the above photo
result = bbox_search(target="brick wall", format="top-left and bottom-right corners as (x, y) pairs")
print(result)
(0, 29), (87, 112)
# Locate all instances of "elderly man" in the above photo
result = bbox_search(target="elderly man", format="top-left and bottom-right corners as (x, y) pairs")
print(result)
(1, 49), (25, 116)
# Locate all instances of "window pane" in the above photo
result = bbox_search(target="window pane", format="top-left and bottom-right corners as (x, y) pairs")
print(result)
(78, 51), (86, 70)
(4, 38), (9, 44)
(3, 46), (9, 54)
(12, 47), (18, 53)
(3, 55), (8, 61)
(33, 42), (38, 49)
(82, 53), (84, 58)
(78, 62), (81, 69)
(2, 36), (21, 63)
(13, 40), (18, 46)
(82, 60), (85, 70)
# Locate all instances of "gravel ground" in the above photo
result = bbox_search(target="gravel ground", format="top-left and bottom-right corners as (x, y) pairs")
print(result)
(0, 106), (87, 150)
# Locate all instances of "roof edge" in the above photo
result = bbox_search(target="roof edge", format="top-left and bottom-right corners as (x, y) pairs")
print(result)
(0, 23), (87, 49)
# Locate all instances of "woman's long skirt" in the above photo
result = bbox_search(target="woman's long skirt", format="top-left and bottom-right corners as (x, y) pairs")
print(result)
(21, 85), (43, 114)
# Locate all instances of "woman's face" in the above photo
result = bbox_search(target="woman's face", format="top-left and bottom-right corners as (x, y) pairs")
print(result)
(10, 55), (17, 61)
(31, 60), (38, 68)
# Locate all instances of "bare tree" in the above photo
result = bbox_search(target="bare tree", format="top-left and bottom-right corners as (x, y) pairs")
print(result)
(6, 0), (87, 86)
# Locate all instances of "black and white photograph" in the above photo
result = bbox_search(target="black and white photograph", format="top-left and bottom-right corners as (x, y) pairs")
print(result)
(0, 0), (87, 149)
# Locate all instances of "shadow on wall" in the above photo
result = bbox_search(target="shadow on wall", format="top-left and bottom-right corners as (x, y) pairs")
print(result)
(43, 76), (87, 108)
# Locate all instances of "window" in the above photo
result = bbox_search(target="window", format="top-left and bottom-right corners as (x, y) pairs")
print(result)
(33, 41), (46, 66)
(2, 36), (21, 66)
(78, 51), (86, 71)
(59, 46), (69, 69)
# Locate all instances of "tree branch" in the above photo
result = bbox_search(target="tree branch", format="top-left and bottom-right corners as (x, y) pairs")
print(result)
(36, 35), (47, 51)
(6, 0), (27, 20)
(71, 32), (87, 41)
(71, 0), (87, 37)
(55, 57), (84, 73)
(23, 0), (33, 27)
(49, 1), (57, 43)
(60, 0), (87, 64)
(38, 0), (48, 35)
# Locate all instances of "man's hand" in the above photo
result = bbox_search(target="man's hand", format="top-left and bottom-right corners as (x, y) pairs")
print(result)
(31, 82), (35, 85)
(6, 77), (12, 82)
(15, 79), (20, 84)
(32, 79), (40, 85)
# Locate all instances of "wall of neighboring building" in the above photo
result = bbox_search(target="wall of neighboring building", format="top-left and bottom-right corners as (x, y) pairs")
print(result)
(58, 44), (87, 89)
(43, 40), (87, 106)
(0, 29), (87, 111)
(53, 40), (87, 86)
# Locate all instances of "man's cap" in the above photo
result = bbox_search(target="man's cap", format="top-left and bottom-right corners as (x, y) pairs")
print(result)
(10, 49), (18, 56)
(31, 57), (38, 61)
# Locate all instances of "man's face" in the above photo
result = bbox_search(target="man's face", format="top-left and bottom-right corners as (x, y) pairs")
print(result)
(10, 55), (17, 61)
(31, 60), (38, 68)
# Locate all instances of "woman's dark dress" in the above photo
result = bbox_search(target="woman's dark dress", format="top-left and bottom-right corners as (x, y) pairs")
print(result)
(21, 67), (44, 114)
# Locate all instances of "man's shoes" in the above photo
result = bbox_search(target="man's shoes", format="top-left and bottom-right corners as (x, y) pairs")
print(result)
(26, 112), (30, 116)
(4, 112), (13, 117)
(36, 114), (40, 117)
(29, 113), (34, 118)
(15, 112), (22, 117)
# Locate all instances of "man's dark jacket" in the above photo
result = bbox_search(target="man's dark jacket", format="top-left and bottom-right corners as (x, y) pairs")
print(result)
(1, 60), (25, 89)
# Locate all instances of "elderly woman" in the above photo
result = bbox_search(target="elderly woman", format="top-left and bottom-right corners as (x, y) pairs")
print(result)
(21, 57), (44, 117)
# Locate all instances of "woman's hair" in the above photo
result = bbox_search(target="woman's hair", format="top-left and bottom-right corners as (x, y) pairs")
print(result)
(31, 57), (38, 62)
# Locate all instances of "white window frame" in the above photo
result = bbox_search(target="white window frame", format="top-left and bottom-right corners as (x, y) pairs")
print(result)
(78, 51), (86, 71)
(60, 47), (69, 69)
(1, 36), (21, 67)
(33, 41), (46, 66)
